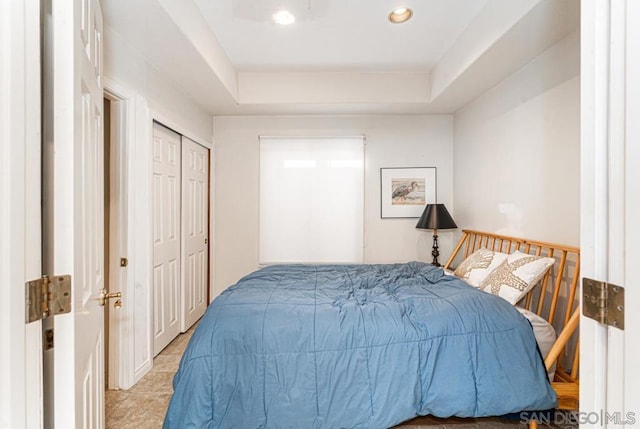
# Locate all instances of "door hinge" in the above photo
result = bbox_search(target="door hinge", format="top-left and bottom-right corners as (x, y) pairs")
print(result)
(25, 275), (72, 323)
(583, 278), (624, 330)
(43, 328), (54, 351)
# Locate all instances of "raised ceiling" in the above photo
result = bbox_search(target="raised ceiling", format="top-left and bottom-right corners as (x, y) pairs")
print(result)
(102, 0), (579, 115)
(193, 0), (487, 72)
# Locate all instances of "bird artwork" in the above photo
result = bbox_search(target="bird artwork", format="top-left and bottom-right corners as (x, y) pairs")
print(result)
(392, 180), (420, 203)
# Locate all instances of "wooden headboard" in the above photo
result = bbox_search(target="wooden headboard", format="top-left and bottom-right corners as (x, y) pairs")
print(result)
(443, 229), (580, 383)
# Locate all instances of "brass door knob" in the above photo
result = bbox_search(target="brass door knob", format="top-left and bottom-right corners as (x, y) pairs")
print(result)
(99, 288), (122, 306)
(114, 299), (122, 309)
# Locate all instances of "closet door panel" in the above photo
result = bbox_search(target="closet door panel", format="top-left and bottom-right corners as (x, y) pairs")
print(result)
(181, 137), (209, 331)
(152, 122), (181, 356)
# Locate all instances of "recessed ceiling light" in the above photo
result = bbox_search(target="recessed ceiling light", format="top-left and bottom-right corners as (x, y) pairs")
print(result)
(388, 7), (413, 24)
(273, 10), (295, 25)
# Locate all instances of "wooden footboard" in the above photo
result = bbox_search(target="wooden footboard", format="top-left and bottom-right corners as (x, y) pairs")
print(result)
(443, 230), (580, 387)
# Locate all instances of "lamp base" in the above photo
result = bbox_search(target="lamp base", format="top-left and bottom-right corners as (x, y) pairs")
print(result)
(431, 232), (440, 267)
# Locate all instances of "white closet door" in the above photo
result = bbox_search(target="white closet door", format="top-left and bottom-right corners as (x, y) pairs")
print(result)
(181, 137), (209, 331)
(152, 123), (181, 356)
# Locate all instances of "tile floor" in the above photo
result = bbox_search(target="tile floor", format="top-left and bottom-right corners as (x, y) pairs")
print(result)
(105, 325), (194, 429)
(105, 324), (575, 429)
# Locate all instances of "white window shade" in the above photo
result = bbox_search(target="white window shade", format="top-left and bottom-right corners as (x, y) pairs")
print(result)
(259, 137), (364, 264)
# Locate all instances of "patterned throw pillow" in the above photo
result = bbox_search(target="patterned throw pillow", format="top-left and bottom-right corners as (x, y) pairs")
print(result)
(453, 248), (509, 287)
(479, 251), (556, 304)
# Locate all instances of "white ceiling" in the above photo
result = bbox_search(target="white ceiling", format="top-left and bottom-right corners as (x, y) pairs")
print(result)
(193, 0), (487, 72)
(102, 0), (579, 115)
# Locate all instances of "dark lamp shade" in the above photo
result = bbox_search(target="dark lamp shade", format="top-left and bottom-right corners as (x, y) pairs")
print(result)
(415, 204), (457, 230)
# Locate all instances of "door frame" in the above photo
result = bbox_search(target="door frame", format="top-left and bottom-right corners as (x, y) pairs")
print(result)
(97, 78), (216, 387)
(0, 0), (43, 427)
(580, 0), (640, 426)
(102, 78), (137, 390)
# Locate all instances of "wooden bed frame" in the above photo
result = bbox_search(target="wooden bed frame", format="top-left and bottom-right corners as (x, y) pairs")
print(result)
(443, 230), (580, 426)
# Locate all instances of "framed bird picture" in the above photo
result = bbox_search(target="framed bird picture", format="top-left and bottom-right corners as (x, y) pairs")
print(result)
(380, 167), (437, 218)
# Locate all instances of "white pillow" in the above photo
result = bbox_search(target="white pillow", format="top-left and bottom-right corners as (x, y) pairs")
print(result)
(479, 251), (555, 305)
(517, 307), (557, 380)
(453, 248), (508, 287)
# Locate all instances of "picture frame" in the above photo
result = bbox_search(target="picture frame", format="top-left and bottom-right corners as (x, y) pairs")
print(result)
(380, 167), (437, 218)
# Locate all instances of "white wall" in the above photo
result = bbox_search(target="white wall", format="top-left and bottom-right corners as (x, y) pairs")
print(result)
(104, 26), (212, 141)
(213, 115), (454, 294)
(453, 31), (580, 246)
(103, 25), (213, 385)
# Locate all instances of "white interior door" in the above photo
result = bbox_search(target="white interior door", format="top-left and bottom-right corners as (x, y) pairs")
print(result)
(47, 0), (105, 427)
(152, 123), (182, 356)
(181, 137), (210, 331)
(581, 0), (640, 427)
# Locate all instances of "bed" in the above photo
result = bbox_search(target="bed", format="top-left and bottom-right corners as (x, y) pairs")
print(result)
(164, 230), (580, 429)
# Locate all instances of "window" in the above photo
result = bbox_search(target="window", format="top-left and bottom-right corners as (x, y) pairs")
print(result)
(259, 137), (364, 264)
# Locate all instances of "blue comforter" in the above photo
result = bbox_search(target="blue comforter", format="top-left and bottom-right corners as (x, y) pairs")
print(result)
(164, 262), (555, 429)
